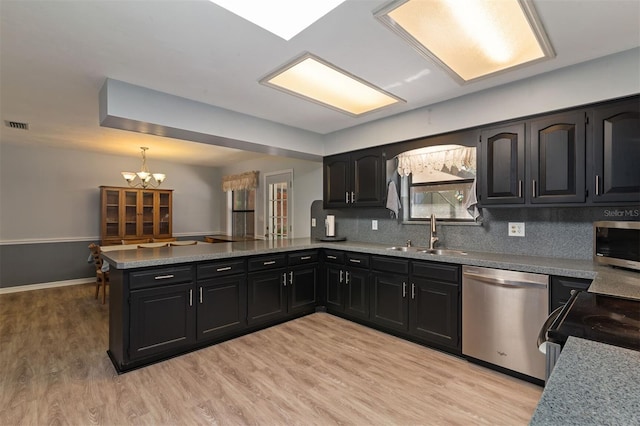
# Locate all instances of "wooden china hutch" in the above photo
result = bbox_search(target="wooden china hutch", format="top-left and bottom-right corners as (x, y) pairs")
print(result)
(100, 186), (173, 245)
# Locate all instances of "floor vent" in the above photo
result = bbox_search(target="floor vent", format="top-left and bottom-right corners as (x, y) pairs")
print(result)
(5, 120), (29, 130)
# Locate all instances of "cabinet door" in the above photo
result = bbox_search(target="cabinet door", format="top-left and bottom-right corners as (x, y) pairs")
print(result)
(289, 265), (318, 314)
(352, 150), (384, 207)
(101, 188), (122, 243)
(592, 100), (640, 203)
(156, 191), (172, 237)
(247, 269), (287, 325)
(344, 268), (369, 320)
(529, 111), (586, 204)
(323, 154), (350, 208)
(129, 282), (195, 360)
(197, 275), (247, 341)
(371, 272), (408, 332)
(325, 265), (344, 312)
(123, 190), (140, 238)
(479, 124), (525, 205)
(410, 278), (460, 349)
(140, 190), (155, 237)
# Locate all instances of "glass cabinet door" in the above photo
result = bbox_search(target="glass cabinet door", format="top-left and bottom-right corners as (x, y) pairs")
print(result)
(124, 190), (139, 238)
(142, 191), (154, 236)
(157, 192), (171, 236)
(104, 189), (121, 238)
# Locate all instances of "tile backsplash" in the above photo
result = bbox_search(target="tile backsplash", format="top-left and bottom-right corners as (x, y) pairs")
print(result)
(310, 200), (640, 260)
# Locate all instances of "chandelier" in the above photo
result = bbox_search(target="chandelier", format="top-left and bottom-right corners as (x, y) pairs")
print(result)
(121, 147), (166, 189)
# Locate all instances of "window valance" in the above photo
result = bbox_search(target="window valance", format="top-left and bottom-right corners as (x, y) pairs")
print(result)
(222, 171), (259, 192)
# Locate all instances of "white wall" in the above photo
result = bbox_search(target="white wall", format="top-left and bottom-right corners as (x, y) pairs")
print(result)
(218, 156), (323, 239)
(324, 48), (640, 155)
(0, 143), (225, 242)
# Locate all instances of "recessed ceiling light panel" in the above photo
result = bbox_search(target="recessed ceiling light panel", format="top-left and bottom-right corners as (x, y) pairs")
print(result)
(260, 53), (405, 116)
(208, 0), (346, 40)
(375, 0), (555, 83)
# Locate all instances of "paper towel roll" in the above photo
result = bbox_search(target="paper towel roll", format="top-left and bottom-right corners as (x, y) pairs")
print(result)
(325, 215), (335, 237)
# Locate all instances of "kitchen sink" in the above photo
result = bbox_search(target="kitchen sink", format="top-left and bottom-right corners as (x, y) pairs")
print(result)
(419, 248), (468, 256)
(386, 246), (468, 256)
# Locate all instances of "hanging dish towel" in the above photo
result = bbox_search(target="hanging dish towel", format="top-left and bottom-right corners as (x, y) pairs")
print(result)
(386, 180), (401, 218)
(464, 178), (483, 222)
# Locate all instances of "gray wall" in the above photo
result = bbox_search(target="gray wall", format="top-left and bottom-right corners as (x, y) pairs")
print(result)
(0, 143), (225, 288)
(310, 201), (639, 261)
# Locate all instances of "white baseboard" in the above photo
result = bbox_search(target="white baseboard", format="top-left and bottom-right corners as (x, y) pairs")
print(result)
(0, 277), (94, 294)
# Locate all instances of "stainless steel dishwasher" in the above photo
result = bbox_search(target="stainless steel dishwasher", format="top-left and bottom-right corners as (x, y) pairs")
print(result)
(462, 266), (548, 381)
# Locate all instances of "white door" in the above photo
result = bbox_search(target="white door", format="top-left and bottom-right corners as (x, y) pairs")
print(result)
(265, 170), (292, 240)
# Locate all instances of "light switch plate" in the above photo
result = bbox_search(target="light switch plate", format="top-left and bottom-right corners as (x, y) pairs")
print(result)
(372, 220), (378, 230)
(508, 222), (525, 237)
(311, 218), (316, 227)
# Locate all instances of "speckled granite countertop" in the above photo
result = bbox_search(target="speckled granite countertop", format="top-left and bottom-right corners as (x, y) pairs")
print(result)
(530, 337), (640, 425)
(102, 237), (640, 299)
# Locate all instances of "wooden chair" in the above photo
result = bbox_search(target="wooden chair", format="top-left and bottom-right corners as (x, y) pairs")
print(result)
(122, 238), (151, 245)
(170, 240), (197, 246)
(137, 242), (169, 248)
(152, 237), (177, 242)
(88, 243), (109, 304)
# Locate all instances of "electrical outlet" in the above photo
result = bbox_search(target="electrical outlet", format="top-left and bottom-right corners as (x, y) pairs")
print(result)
(311, 218), (316, 227)
(508, 222), (525, 237)
(372, 220), (378, 230)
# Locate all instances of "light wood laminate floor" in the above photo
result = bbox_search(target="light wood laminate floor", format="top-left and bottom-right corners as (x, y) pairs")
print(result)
(0, 284), (542, 425)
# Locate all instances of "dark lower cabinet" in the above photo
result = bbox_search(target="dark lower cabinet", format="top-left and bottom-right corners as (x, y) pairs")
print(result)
(343, 266), (370, 320)
(289, 264), (318, 314)
(410, 261), (461, 350)
(197, 275), (247, 340)
(409, 278), (459, 348)
(371, 272), (408, 332)
(129, 281), (196, 360)
(322, 251), (370, 320)
(247, 268), (287, 326)
(325, 264), (344, 311)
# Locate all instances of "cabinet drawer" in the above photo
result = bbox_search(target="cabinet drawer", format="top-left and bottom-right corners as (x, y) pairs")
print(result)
(288, 251), (318, 265)
(371, 256), (409, 274)
(130, 265), (195, 290)
(198, 258), (246, 279)
(323, 250), (345, 264)
(345, 252), (370, 269)
(248, 254), (287, 272)
(411, 261), (459, 283)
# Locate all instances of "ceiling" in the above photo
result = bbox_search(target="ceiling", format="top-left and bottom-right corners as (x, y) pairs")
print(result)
(1, 0), (639, 167)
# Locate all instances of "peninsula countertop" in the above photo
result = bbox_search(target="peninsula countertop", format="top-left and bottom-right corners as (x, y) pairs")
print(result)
(101, 237), (640, 300)
(530, 337), (640, 425)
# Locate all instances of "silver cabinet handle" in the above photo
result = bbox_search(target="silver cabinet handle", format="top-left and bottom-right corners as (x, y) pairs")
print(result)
(154, 274), (174, 280)
(411, 283), (415, 300)
(289, 271), (293, 285)
(189, 289), (193, 306)
(595, 175), (600, 195)
(340, 270), (343, 283)
(199, 287), (203, 304)
(283, 272), (287, 286)
(300, 256), (311, 260)
(351, 191), (355, 203)
(532, 180), (537, 198)
(216, 266), (232, 272)
(346, 192), (349, 203)
(518, 180), (523, 198)
(264, 260), (276, 265)
(403, 282), (406, 298)
(345, 271), (350, 284)
(349, 259), (361, 264)
(327, 255), (337, 260)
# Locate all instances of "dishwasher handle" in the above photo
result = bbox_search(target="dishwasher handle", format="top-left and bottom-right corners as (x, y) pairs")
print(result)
(463, 271), (547, 289)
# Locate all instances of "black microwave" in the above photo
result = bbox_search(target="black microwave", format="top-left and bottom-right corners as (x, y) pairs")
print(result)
(593, 221), (640, 271)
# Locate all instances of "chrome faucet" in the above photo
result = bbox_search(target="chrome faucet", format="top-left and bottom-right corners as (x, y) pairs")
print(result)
(406, 239), (412, 247)
(429, 213), (439, 250)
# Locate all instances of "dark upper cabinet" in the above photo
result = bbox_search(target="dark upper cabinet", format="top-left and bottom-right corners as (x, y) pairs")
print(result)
(479, 123), (526, 205)
(528, 111), (586, 204)
(129, 282), (196, 360)
(591, 99), (640, 203)
(323, 148), (385, 208)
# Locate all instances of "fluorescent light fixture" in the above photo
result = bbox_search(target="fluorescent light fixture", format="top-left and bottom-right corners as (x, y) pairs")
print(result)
(260, 53), (404, 116)
(375, 0), (555, 83)
(208, 0), (346, 40)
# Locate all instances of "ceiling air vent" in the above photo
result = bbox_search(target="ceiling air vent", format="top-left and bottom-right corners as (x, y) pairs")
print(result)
(5, 120), (29, 130)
